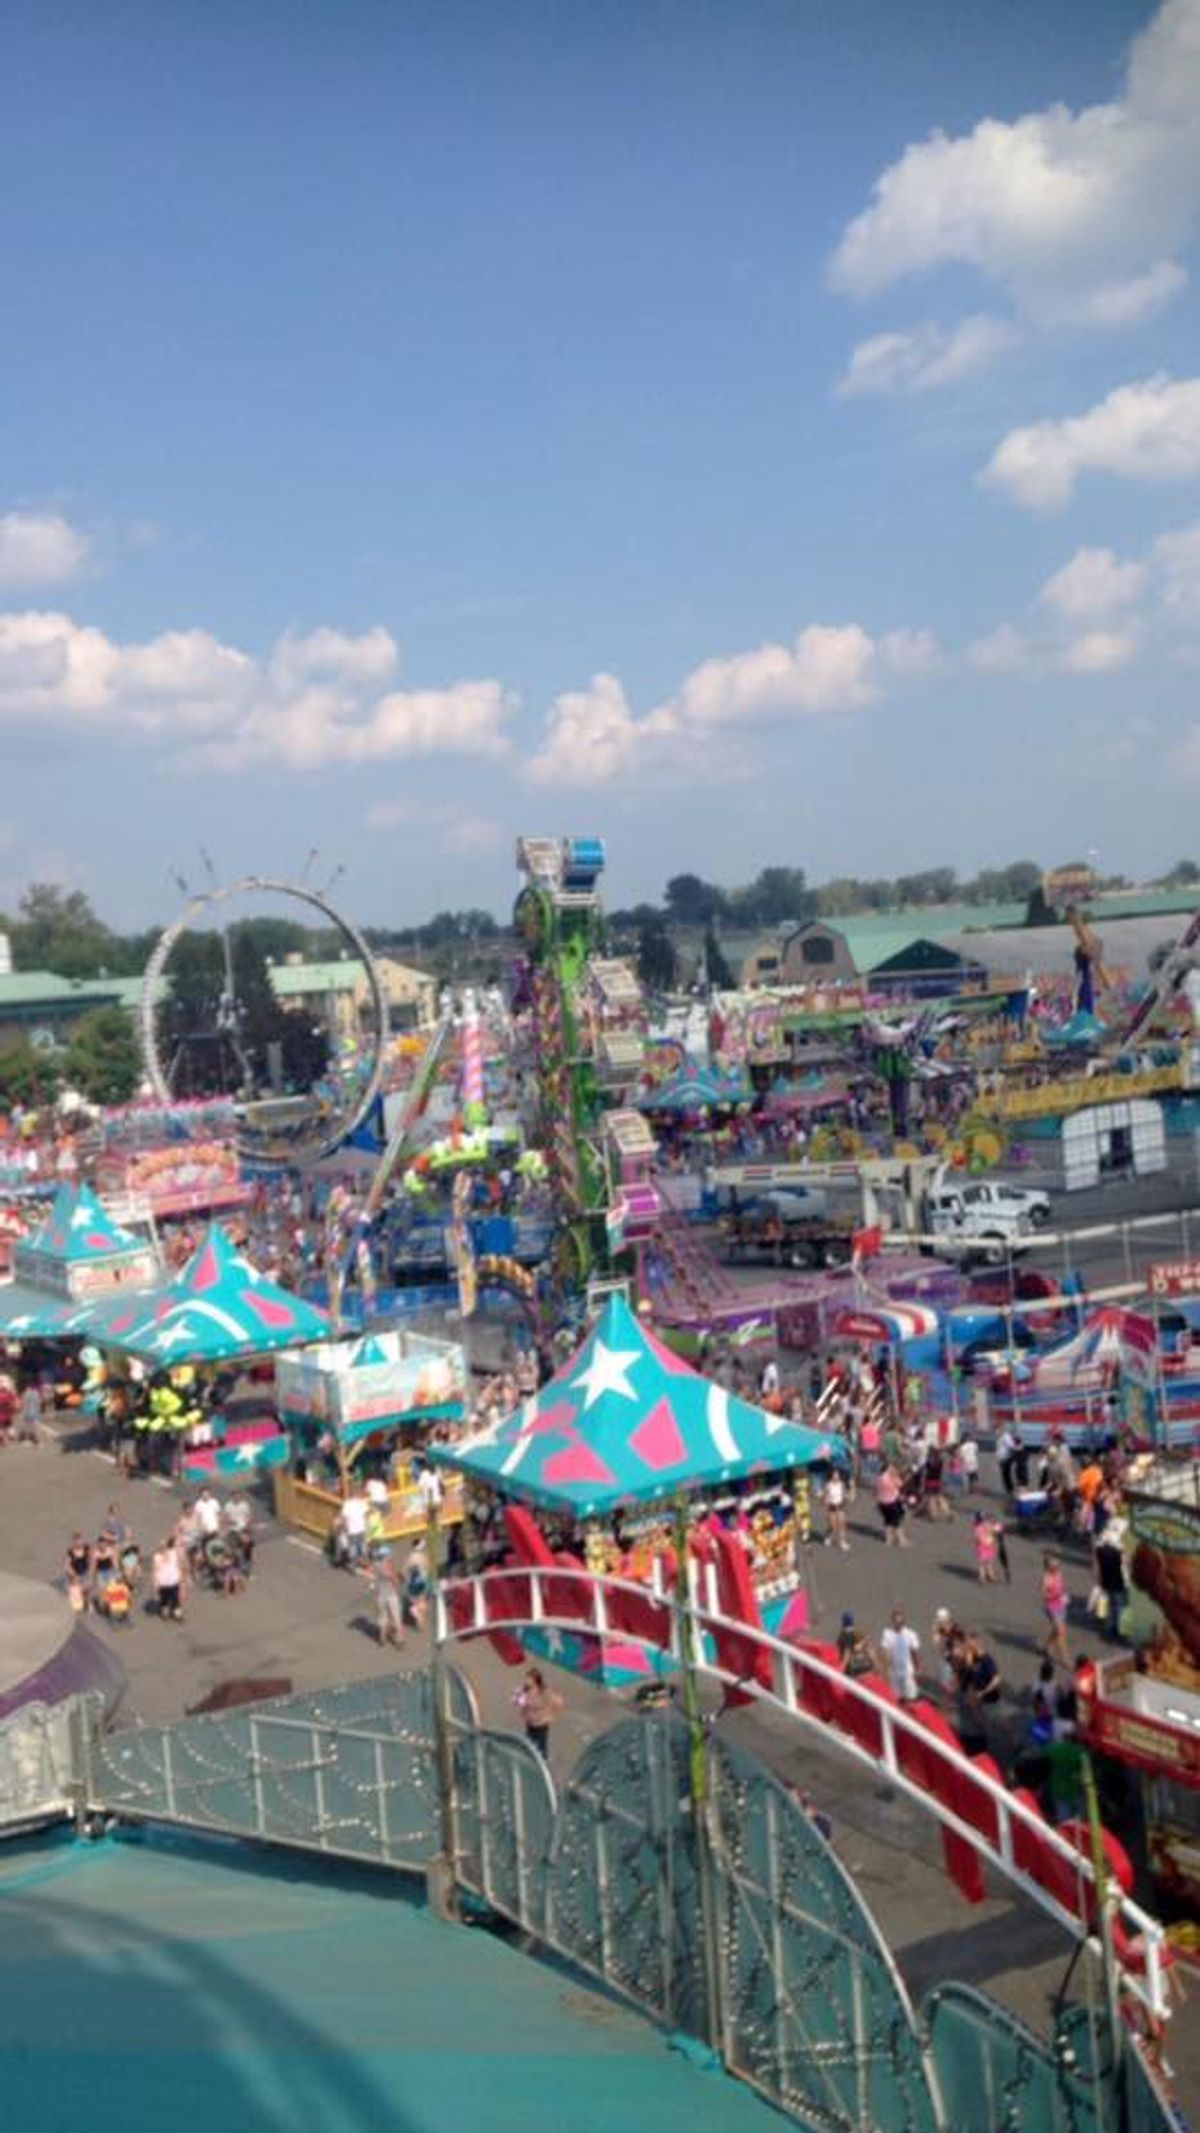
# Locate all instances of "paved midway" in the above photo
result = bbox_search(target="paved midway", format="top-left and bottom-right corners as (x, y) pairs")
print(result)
(6, 1396), (1197, 2122)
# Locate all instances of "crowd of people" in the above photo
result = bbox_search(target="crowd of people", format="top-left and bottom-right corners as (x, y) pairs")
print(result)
(60, 1487), (256, 1627)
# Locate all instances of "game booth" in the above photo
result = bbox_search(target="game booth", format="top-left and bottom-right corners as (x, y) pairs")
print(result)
(72, 1223), (331, 1480)
(431, 1294), (845, 1689)
(273, 1327), (468, 1546)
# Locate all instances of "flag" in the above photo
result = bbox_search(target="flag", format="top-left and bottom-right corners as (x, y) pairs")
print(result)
(852, 1225), (883, 1268)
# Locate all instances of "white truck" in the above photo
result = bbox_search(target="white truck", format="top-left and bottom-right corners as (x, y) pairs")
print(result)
(922, 1175), (1050, 1264)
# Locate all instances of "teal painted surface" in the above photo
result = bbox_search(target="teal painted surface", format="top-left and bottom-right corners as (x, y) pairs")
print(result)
(0, 1832), (781, 2133)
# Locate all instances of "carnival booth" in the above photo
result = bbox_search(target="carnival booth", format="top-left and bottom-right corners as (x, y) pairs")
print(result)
(432, 1294), (844, 1686)
(986, 1304), (1198, 1448)
(273, 1327), (468, 1544)
(0, 1183), (162, 1402)
(75, 1224), (329, 1477)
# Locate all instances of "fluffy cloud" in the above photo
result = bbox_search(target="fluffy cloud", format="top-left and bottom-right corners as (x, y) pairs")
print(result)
(982, 374), (1200, 508)
(0, 607), (512, 770)
(1039, 546), (1148, 620)
(527, 623), (938, 787)
(967, 624), (1028, 674)
(0, 511), (90, 588)
(836, 315), (1017, 397)
(831, 0), (1200, 380)
(1153, 518), (1200, 624)
(1057, 630), (1139, 674)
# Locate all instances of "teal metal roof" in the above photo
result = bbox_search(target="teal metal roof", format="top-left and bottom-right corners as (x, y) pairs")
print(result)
(269, 959), (362, 996)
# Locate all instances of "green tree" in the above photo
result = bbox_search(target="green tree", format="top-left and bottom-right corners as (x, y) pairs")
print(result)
(664, 873), (726, 925)
(636, 919), (677, 992)
(1162, 859), (1200, 888)
(11, 884), (118, 978)
(0, 1036), (59, 1107)
(702, 922), (735, 990)
(62, 1006), (143, 1105)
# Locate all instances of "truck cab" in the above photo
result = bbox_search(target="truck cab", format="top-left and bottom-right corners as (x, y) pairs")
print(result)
(924, 1183), (1033, 1265)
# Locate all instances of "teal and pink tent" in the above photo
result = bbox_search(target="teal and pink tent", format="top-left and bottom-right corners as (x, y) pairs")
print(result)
(432, 1293), (843, 1517)
(0, 1183), (158, 1337)
(74, 1223), (329, 1365)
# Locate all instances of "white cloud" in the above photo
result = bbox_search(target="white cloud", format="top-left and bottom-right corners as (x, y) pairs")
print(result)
(836, 314), (1017, 397)
(268, 625), (398, 690)
(967, 624), (1028, 673)
(1039, 546), (1148, 620)
(1057, 630), (1139, 674)
(832, 0), (1200, 324)
(0, 511), (91, 588)
(982, 373), (1200, 508)
(830, 0), (1200, 384)
(0, 606), (512, 771)
(1153, 517), (1200, 624)
(527, 622), (939, 787)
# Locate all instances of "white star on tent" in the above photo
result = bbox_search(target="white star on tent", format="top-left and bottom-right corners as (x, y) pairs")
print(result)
(570, 1339), (642, 1409)
(70, 1204), (93, 1229)
(233, 1443), (261, 1465)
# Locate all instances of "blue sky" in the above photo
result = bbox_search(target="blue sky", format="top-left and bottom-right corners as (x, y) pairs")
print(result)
(2, 0), (1199, 929)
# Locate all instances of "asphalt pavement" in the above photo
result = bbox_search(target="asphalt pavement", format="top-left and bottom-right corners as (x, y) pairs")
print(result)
(6, 1400), (1197, 2118)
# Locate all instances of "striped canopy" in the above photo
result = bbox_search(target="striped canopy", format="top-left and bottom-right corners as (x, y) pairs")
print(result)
(431, 1293), (843, 1516)
(832, 1301), (941, 1346)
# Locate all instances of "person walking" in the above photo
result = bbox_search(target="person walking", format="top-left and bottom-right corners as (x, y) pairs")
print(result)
(972, 1510), (999, 1584)
(875, 1463), (909, 1548)
(152, 1538), (183, 1622)
(823, 1466), (850, 1551)
(1040, 1553), (1071, 1667)
(371, 1552), (405, 1649)
(515, 1666), (562, 1760)
(880, 1607), (921, 1704)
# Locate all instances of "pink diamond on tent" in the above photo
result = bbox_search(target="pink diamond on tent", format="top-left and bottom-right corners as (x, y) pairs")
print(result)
(108, 1313), (137, 1335)
(84, 1232), (112, 1250)
(541, 1442), (618, 1490)
(629, 1395), (686, 1473)
(519, 1398), (578, 1440)
(241, 1290), (295, 1329)
(191, 1242), (221, 1292)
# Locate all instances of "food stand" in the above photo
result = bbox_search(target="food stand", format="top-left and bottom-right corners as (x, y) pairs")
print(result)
(274, 1326), (467, 1545)
(432, 1294), (844, 1684)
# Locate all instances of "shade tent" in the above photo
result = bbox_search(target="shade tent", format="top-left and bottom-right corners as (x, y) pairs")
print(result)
(636, 1064), (752, 1114)
(0, 1182), (159, 1337)
(431, 1293), (843, 1518)
(0, 1283), (84, 1338)
(73, 1223), (330, 1365)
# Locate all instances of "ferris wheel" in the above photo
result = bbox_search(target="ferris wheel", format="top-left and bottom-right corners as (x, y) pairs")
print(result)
(139, 874), (388, 1166)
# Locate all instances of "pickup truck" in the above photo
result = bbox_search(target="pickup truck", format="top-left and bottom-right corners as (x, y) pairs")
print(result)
(923, 1185), (1034, 1266)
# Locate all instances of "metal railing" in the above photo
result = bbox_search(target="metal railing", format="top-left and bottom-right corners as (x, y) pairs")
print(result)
(436, 1564), (1169, 2023)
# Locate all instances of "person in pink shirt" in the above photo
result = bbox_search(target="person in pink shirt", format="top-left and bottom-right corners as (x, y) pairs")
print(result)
(972, 1510), (999, 1584)
(1040, 1552), (1070, 1666)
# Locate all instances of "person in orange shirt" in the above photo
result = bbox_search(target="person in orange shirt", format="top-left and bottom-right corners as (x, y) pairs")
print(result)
(1076, 1459), (1104, 1533)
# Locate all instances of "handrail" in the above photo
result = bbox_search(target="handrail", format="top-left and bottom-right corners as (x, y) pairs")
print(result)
(437, 1563), (1169, 2023)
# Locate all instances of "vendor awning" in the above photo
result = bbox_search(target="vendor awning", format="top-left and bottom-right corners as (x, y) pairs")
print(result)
(74, 1223), (330, 1364)
(637, 1063), (752, 1113)
(832, 1302), (940, 1345)
(431, 1293), (843, 1517)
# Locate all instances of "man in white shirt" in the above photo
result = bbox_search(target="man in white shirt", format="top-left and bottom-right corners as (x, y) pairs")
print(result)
(880, 1607), (921, 1703)
(340, 1488), (368, 1566)
(415, 1460), (445, 1516)
(195, 1488), (222, 1540)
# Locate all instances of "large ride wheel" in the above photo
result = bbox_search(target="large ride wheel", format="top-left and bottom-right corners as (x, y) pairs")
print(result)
(140, 874), (388, 1166)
